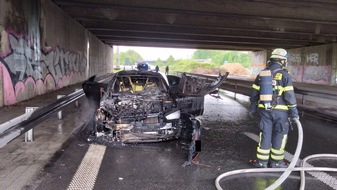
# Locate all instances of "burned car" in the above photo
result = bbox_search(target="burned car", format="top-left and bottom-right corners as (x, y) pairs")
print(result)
(82, 70), (228, 166)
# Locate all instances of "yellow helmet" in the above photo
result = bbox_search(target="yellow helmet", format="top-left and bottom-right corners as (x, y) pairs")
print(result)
(270, 48), (287, 60)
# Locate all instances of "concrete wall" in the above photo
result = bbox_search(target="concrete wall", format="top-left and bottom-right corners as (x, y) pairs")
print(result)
(249, 50), (267, 77)
(250, 45), (337, 86)
(0, 0), (113, 107)
(287, 44), (336, 85)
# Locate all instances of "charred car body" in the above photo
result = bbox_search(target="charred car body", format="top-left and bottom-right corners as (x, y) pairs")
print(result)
(82, 70), (228, 166)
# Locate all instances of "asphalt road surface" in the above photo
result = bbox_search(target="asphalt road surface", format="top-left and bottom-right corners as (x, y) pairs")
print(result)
(31, 95), (337, 190)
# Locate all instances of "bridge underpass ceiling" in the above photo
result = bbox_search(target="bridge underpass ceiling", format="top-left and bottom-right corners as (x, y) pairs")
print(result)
(52, 0), (337, 51)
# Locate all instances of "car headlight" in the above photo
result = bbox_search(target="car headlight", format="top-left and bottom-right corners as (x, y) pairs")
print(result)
(165, 110), (181, 120)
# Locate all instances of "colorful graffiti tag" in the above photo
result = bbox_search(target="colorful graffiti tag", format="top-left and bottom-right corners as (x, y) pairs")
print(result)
(0, 30), (87, 105)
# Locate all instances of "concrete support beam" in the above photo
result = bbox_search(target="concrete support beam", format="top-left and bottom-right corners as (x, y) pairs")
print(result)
(332, 44), (337, 85)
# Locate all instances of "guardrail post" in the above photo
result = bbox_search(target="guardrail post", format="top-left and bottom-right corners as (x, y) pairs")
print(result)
(234, 83), (238, 100)
(75, 89), (81, 107)
(25, 107), (38, 142)
(57, 95), (65, 119)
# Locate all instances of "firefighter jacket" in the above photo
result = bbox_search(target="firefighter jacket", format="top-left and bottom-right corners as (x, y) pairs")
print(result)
(250, 62), (298, 116)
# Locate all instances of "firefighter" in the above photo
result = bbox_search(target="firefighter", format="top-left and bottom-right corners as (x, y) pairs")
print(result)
(249, 48), (299, 168)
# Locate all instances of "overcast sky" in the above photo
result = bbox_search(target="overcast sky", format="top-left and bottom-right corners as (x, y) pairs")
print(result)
(114, 46), (196, 61)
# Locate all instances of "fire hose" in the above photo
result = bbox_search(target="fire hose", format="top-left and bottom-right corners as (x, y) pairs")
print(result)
(215, 118), (337, 190)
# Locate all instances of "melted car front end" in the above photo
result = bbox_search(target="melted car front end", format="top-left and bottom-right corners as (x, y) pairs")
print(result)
(94, 93), (180, 143)
(89, 72), (183, 144)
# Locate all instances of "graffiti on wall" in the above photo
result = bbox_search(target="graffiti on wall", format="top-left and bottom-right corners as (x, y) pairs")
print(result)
(288, 50), (332, 85)
(306, 53), (319, 65)
(0, 30), (87, 105)
(303, 66), (331, 84)
(289, 53), (301, 65)
(287, 65), (304, 83)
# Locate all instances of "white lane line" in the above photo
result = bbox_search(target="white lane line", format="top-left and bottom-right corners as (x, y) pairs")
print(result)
(67, 144), (106, 190)
(244, 132), (337, 189)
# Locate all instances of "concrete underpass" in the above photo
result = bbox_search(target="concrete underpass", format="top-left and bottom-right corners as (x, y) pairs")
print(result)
(0, 84), (337, 190)
(1, 0), (337, 190)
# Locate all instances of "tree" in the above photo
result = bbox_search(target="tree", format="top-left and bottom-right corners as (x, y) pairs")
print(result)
(155, 58), (164, 66)
(192, 49), (251, 68)
(166, 55), (175, 65)
(114, 50), (143, 65)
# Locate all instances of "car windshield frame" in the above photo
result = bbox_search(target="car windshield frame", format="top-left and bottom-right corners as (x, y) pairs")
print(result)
(108, 72), (169, 95)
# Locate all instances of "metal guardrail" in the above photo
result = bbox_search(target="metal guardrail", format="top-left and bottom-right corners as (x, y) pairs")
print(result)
(182, 72), (337, 122)
(0, 74), (114, 148)
(0, 90), (85, 148)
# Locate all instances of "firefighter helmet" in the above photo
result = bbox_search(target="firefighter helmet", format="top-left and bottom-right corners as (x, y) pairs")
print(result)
(270, 48), (287, 60)
(270, 48), (288, 67)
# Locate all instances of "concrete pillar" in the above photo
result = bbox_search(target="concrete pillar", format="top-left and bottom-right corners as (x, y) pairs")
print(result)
(332, 43), (337, 85)
(250, 50), (268, 77)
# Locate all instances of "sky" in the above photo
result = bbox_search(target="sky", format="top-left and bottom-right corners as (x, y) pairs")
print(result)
(114, 46), (196, 61)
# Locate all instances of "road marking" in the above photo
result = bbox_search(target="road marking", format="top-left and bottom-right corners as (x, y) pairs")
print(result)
(244, 132), (337, 189)
(67, 144), (106, 190)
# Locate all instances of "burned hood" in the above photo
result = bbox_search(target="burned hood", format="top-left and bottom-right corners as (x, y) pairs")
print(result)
(171, 72), (229, 97)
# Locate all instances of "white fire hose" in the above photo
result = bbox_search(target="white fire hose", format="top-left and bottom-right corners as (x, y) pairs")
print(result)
(215, 118), (337, 190)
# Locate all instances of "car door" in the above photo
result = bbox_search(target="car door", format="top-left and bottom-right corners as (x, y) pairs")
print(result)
(82, 75), (109, 108)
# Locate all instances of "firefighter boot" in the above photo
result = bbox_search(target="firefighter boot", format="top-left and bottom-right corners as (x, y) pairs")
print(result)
(270, 160), (288, 168)
(249, 159), (268, 168)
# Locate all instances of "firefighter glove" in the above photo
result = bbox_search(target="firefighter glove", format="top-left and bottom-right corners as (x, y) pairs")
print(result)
(288, 107), (299, 118)
(288, 115), (299, 131)
(249, 103), (258, 119)
(249, 110), (257, 119)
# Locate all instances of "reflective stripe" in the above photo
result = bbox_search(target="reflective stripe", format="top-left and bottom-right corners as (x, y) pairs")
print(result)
(260, 94), (272, 101)
(257, 154), (270, 160)
(274, 73), (282, 80)
(252, 84), (260, 90)
(284, 86), (294, 91)
(275, 86), (284, 96)
(287, 104), (297, 108)
(257, 147), (270, 154)
(260, 70), (271, 76)
(274, 86), (284, 90)
(257, 135), (270, 161)
(258, 104), (289, 110)
(258, 132), (263, 148)
(270, 134), (287, 161)
(280, 134), (288, 150)
(278, 90), (283, 96)
(271, 154), (284, 161)
(271, 148), (284, 155)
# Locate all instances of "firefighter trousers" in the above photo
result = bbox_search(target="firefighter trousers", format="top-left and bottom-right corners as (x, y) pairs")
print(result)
(256, 109), (290, 162)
